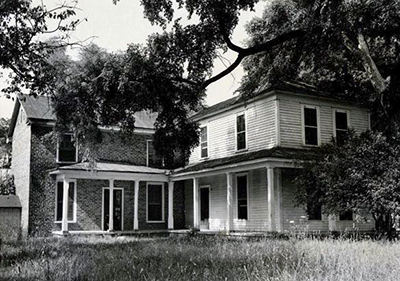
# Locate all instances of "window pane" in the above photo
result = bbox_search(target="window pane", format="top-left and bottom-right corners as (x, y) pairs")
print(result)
(201, 145), (208, 158)
(59, 134), (76, 162)
(237, 115), (245, 132)
(237, 132), (246, 150)
(304, 108), (317, 126)
(148, 184), (163, 221)
(237, 175), (248, 220)
(305, 127), (318, 145)
(56, 182), (63, 221)
(335, 112), (348, 130)
(200, 127), (207, 142)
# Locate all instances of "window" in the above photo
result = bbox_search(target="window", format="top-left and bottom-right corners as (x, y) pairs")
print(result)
(147, 140), (163, 167)
(334, 110), (349, 145)
(303, 106), (319, 146)
(236, 113), (246, 150)
(147, 183), (164, 222)
(55, 181), (76, 222)
(339, 210), (353, 221)
(237, 174), (248, 220)
(307, 203), (322, 220)
(200, 126), (208, 158)
(57, 133), (77, 163)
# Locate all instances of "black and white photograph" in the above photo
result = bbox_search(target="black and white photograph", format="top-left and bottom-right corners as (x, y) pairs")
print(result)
(1, 0), (400, 280)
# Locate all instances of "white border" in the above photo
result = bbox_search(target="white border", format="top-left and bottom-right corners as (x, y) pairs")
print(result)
(301, 104), (321, 146)
(235, 112), (248, 151)
(146, 182), (165, 223)
(54, 179), (77, 223)
(101, 187), (125, 231)
(236, 173), (249, 221)
(332, 108), (350, 139)
(56, 133), (78, 163)
(199, 125), (209, 159)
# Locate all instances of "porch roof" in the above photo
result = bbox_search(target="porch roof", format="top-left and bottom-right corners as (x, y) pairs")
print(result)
(50, 162), (169, 182)
(172, 147), (315, 179)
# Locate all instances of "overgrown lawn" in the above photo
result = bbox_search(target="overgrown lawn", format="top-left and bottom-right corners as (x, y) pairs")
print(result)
(1, 236), (399, 280)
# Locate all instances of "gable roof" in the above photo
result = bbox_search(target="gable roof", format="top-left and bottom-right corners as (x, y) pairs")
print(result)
(193, 81), (355, 121)
(8, 95), (157, 137)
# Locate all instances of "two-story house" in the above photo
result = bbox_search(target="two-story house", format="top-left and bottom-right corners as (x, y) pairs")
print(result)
(9, 82), (375, 237)
(171, 82), (375, 233)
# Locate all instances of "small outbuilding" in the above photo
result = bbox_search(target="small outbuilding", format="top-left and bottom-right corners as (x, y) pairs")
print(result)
(0, 195), (21, 241)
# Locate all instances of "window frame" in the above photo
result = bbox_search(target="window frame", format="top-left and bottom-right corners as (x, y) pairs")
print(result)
(235, 112), (248, 151)
(146, 182), (165, 223)
(301, 104), (321, 147)
(54, 179), (77, 223)
(236, 173), (249, 221)
(199, 125), (209, 159)
(56, 133), (78, 163)
(101, 187), (125, 231)
(332, 108), (350, 141)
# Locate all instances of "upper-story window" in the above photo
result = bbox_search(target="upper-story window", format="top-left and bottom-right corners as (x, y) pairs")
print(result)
(147, 140), (163, 167)
(302, 105), (319, 146)
(236, 113), (246, 150)
(333, 109), (349, 145)
(200, 126), (208, 159)
(57, 133), (77, 163)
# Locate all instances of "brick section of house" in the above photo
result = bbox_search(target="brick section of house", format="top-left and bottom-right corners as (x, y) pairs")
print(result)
(28, 124), (155, 235)
(11, 108), (31, 237)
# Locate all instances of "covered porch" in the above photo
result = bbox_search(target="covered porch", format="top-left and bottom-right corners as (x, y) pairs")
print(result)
(49, 162), (180, 235)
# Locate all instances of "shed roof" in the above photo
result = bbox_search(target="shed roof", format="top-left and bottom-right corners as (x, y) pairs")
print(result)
(53, 162), (168, 175)
(0, 195), (22, 208)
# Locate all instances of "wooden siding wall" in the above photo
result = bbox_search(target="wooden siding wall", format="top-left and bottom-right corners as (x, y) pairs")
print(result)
(189, 97), (276, 164)
(279, 94), (370, 148)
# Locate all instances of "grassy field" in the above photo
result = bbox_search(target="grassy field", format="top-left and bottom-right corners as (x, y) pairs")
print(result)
(1, 235), (399, 281)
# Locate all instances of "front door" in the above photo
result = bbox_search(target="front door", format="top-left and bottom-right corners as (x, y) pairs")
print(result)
(103, 189), (123, 231)
(200, 187), (210, 229)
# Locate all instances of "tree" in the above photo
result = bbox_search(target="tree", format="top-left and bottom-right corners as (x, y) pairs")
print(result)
(295, 131), (400, 237)
(1, 0), (81, 96)
(0, 118), (10, 168)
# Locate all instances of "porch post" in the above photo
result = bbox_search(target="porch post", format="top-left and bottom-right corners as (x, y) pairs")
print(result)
(61, 176), (70, 234)
(134, 180), (140, 230)
(328, 215), (337, 231)
(168, 181), (174, 229)
(275, 168), (283, 232)
(226, 172), (233, 234)
(193, 177), (200, 229)
(108, 179), (114, 232)
(267, 167), (276, 231)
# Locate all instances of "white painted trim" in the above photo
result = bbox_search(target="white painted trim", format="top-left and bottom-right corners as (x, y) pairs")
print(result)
(235, 111), (248, 151)
(235, 172), (249, 221)
(101, 187), (125, 231)
(267, 168), (275, 231)
(226, 173), (233, 234)
(146, 182), (165, 223)
(193, 178), (200, 229)
(52, 170), (169, 182)
(199, 185), (211, 222)
(332, 108), (350, 139)
(275, 99), (281, 146)
(275, 168), (283, 232)
(301, 104), (321, 147)
(199, 125), (209, 160)
(56, 132), (78, 164)
(54, 179), (77, 223)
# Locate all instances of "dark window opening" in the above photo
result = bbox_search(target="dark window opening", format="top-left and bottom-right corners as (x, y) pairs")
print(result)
(147, 140), (163, 167)
(236, 114), (246, 150)
(200, 127), (208, 158)
(307, 203), (322, 220)
(147, 184), (163, 221)
(304, 107), (318, 145)
(335, 111), (348, 145)
(237, 175), (248, 220)
(58, 134), (77, 162)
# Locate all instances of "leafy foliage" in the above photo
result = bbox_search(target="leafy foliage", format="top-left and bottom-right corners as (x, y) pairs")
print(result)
(0, 118), (10, 168)
(0, 172), (15, 195)
(295, 131), (400, 237)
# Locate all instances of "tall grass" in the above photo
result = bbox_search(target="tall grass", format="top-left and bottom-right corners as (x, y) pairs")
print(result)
(1, 236), (399, 280)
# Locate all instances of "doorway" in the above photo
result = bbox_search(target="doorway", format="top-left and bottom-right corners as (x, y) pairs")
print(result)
(103, 188), (124, 231)
(200, 186), (210, 229)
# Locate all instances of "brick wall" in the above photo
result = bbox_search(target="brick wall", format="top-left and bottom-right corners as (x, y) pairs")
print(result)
(11, 106), (31, 237)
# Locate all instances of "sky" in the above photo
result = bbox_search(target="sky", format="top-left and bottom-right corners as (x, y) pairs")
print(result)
(0, 0), (266, 119)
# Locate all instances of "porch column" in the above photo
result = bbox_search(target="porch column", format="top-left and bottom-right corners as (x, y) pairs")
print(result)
(168, 181), (174, 229)
(275, 168), (283, 232)
(226, 172), (233, 234)
(108, 179), (114, 232)
(267, 167), (276, 231)
(193, 177), (200, 229)
(61, 176), (70, 234)
(134, 180), (140, 230)
(328, 215), (337, 231)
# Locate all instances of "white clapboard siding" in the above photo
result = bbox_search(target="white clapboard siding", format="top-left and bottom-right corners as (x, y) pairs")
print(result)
(189, 97), (276, 164)
(279, 94), (370, 148)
